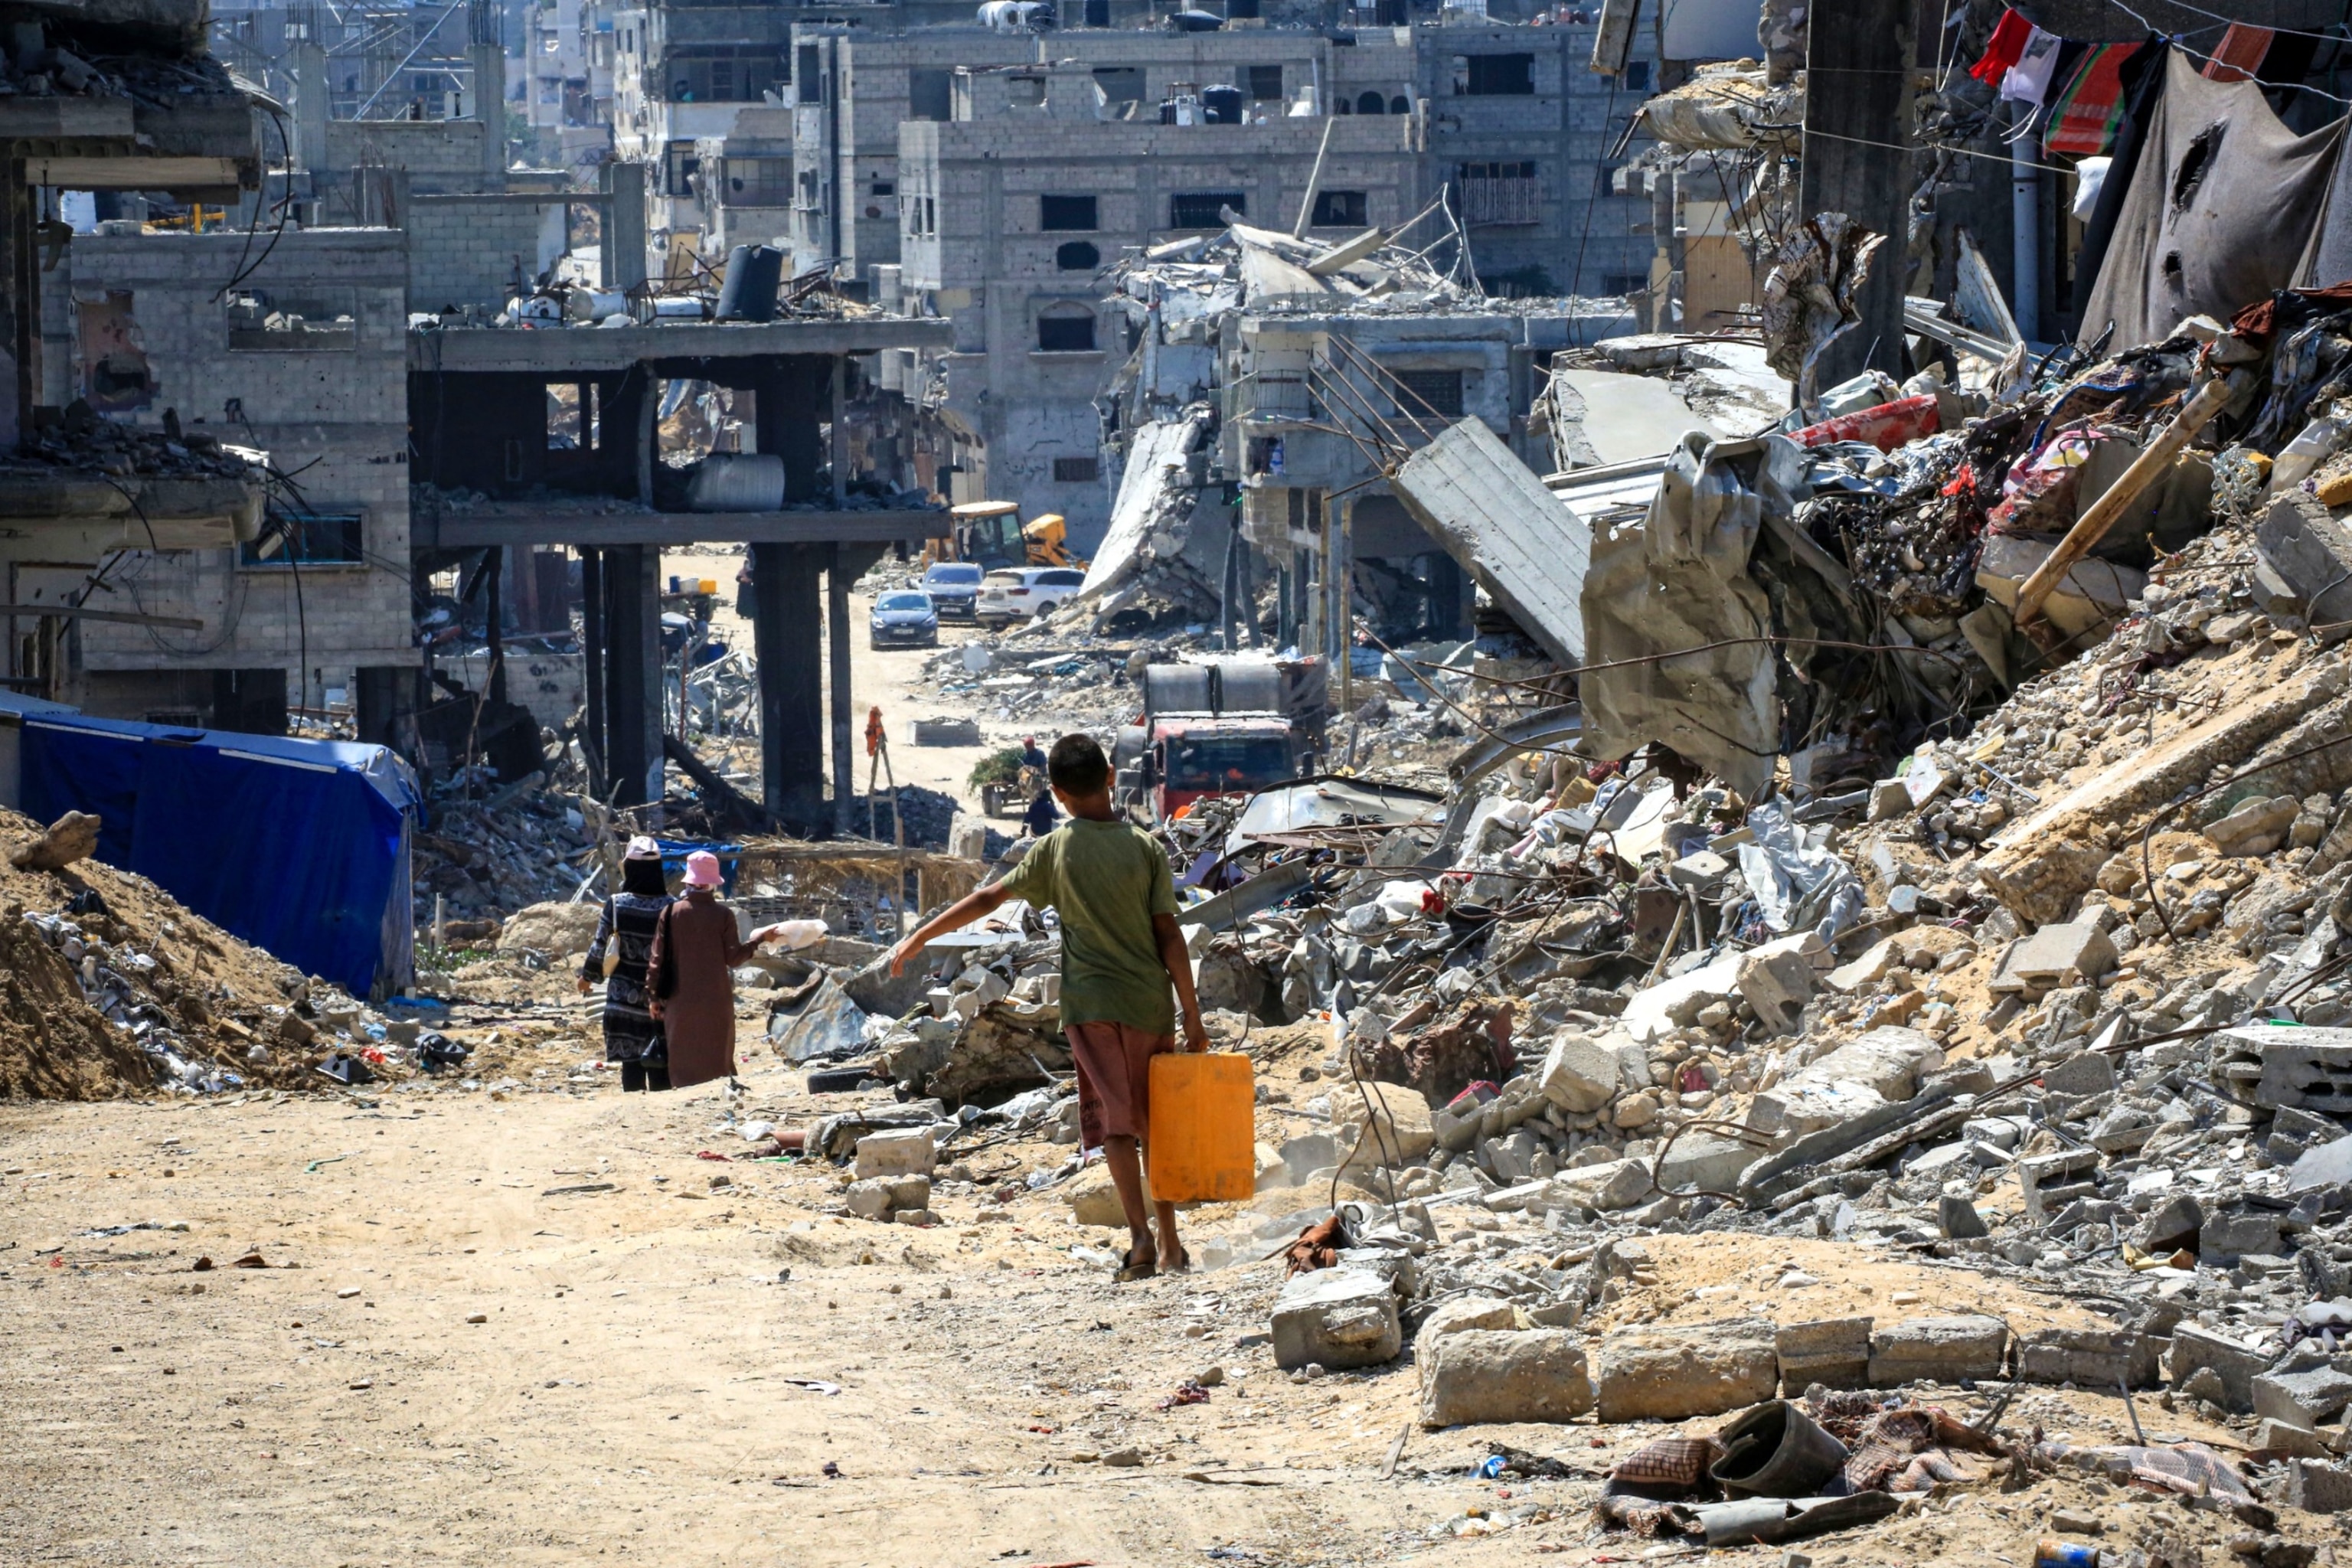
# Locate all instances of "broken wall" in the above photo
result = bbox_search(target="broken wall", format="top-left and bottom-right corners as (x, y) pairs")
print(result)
(54, 228), (417, 720)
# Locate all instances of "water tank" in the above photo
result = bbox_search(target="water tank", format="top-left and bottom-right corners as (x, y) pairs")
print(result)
(686, 453), (787, 512)
(1227, 0), (1260, 16)
(1144, 664), (1213, 715)
(714, 244), (783, 322)
(1215, 660), (1280, 713)
(1200, 84), (1243, 123)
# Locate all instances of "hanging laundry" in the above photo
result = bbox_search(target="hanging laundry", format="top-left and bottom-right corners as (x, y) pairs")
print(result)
(2000, 24), (2065, 106)
(1968, 8), (2033, 89)
(2079, 51), (2347, 352)
(2044, 41), (2143, 157)
(2202, 24), (2274, 84)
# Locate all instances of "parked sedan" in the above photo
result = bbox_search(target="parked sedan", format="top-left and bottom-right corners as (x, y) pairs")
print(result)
(869, 590), (940, 648)
(975, 567), (1086, 626)
(923, 561), (984, 619)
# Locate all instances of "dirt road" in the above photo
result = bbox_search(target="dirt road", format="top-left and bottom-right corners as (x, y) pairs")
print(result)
(0, 1042), (2221, 1567)
(0, 1062), (1452, 1567)
(662, 546), (1002, 816)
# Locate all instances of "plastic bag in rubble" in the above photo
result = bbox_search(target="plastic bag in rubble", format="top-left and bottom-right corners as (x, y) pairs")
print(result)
(1736, 800), (1860, 938)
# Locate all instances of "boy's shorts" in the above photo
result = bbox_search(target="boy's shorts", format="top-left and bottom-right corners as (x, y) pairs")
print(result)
(1064, 1020), (1174, 1149)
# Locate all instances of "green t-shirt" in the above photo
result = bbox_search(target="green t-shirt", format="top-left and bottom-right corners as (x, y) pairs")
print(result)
(996, 817), (1179, 1034)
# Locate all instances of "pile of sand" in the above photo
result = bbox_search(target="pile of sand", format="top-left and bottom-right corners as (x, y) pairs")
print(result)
(0, 806), (337, 1099)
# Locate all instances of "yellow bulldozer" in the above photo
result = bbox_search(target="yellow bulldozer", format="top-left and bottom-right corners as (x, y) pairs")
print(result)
(927, 501), (1086, 571)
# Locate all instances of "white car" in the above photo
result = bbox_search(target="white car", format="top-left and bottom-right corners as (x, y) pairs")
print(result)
(975, 566), (1086, 625)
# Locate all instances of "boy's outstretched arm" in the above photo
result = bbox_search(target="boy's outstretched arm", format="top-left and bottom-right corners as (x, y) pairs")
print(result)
(1152, 912), (1210, 1052)
(889, 883), (1013, 975)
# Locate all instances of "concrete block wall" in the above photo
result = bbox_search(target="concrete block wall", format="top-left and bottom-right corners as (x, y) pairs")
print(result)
(406, 198), (560, 311)
(56, 229), (416, 710)
(322, 118), (498, 194)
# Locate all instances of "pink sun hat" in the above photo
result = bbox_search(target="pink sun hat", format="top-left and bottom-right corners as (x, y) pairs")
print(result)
(682, 850), (723, 889)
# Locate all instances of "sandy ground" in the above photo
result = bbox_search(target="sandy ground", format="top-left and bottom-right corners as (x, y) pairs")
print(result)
(2, 998), (2302, 1567)
(660, 546), (1013, 817)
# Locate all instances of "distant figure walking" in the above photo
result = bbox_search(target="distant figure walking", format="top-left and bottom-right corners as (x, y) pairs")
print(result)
(646, 850), (761, 1089)
(579, 835), (675, 1093)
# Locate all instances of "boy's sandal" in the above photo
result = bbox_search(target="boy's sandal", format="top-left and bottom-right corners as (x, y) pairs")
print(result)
(1161, 1246), (1191, 1274)
(1114, 1245), (1157, 1283)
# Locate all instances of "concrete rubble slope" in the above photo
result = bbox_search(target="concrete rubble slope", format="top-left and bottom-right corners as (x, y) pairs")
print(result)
(31, 93), (2352, 1568)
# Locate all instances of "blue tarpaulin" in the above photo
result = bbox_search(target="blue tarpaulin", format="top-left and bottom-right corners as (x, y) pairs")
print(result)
(13, 712), (420, 999)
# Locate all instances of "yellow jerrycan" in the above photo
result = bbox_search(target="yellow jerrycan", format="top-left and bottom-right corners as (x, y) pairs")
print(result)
(1146, 1051), (1256, 1204)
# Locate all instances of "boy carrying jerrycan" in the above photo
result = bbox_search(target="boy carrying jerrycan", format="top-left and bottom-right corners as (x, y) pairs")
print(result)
(890, 733), (1250, 1281)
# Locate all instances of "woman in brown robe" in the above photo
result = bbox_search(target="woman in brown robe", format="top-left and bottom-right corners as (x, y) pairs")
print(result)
(646, 851), (762, 1089)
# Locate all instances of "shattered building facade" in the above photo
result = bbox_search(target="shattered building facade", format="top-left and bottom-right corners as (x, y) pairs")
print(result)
(24, 228), (417, 733)
(885, 18), (1656, 547)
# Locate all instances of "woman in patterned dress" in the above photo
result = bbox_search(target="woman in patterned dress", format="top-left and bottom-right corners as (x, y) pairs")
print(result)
(578, 835), (676, 1091)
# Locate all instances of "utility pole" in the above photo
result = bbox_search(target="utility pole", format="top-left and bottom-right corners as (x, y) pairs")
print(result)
(1798, 0), (1914, 386)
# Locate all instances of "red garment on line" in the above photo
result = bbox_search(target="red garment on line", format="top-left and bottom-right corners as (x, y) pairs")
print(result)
(1968, 8), (2033, 87)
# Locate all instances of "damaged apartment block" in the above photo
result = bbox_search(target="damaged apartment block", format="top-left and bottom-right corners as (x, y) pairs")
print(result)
(0, 0), (270, 694)
(407, 308), (949, 828)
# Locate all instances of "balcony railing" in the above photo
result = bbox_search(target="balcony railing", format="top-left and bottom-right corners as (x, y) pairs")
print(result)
(1223, 371), (1317, 423)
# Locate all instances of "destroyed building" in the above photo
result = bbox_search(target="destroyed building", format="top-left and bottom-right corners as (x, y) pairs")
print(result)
(888, 17), (1656, 547)
(21, 227), (417, 733)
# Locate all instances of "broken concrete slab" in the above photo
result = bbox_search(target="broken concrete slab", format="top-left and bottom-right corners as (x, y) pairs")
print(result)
(852, 1127), (938, 1181)
(1991, 923), (2118, 993)
(1978, 664), (2349, 924)
(1418, 1328), (1596, 1426)
(845, 1174), (931, 1220)
(2213, 1025), (2352, 1115)
(2258, 489), (2352, 630)
(1867, 1315), (2007, 1386)
(1538, 1031), (1622, 1113)
(2134, 1193), (2205, 1253)
(2291, 1134), (2352, 1192)
(2016, 1325), (2138, 1388)
(2254, 1419), (2333, 1459)
(1270, 1268), (1402, 1371)
(1417, 1296), (1519, 1347)
(2201, 1207), (2285, 1263)
(2254, 1364), (2352, 1432)
(2019, 1148), (2101, 1226)
(1736, 943), (1816, 1035)
(1391, 416), (1589, 667)
(1594, 1317), (1779, 1422)
(1746, 1027), (1944, 1142)
(2043, 1051), (2118, 1097)
(2204, 794), (2301, 858)
(1619, 952), (1744, 1044)
(1938, 1194), (1991, 1240)
(1550, 1156), (1656, 1212)
(2284, 1458), (2352, 1514)
(1775, 1316), (1873, 1392)
(1656, 1133), (1757, 1194)
(2168, 1323), (2270, 1411)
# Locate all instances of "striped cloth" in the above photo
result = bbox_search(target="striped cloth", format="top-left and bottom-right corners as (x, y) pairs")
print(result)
(2202, 24), (2273, 83)
(2045, 42), (2144, 157)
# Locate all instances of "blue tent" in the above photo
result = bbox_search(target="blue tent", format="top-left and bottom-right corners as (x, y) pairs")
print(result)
(6, 707), (420, 1000)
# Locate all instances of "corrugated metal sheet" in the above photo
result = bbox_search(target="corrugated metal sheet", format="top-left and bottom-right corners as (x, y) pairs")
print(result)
(1390, 417), (1599, 666)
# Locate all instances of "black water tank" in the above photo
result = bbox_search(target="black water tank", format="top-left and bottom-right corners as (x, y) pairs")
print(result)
(714, 244), (784, 322)
(1374, 0), (1406, 21)
(1201, 83), (1243, 122)
(1227, 0), (1260, 15)
(1083, 0), (1108, 21)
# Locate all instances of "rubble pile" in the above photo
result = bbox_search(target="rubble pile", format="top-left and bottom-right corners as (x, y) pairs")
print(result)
(415, 792), (598, 920)
(1, 398), (270, 481)
(753, 281), (2352, 1544)
(0, 806), (383, 1099)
